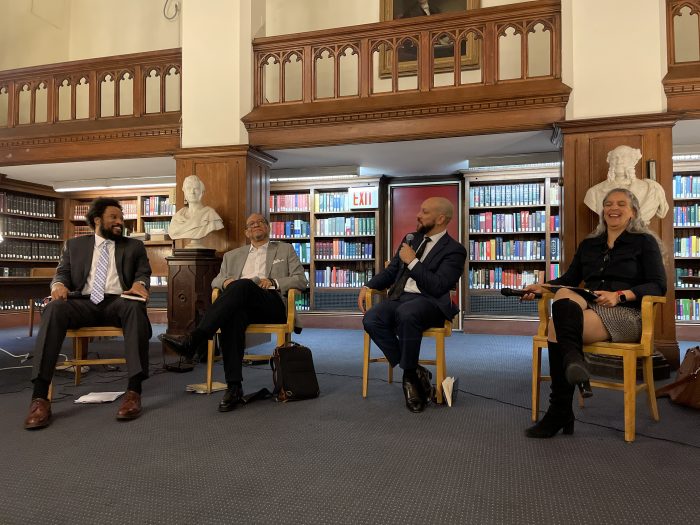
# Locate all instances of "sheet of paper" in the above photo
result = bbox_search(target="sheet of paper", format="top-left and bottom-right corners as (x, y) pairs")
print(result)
(74, 391), (125, 404)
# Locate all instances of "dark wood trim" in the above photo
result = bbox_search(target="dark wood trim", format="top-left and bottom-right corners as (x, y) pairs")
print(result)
(174, 145), (277, 166)
(556, 112), (681, 133)
(462, 317), (539, 336)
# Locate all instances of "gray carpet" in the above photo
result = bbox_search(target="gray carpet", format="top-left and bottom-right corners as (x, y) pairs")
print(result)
(0, 326), (698, 524)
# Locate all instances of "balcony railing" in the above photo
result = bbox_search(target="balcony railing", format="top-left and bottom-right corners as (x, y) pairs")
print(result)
(244, 0), (567, 148)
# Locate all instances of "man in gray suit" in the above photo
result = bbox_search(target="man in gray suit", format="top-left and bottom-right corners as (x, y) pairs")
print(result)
(24, 197), (152, 430)
(160, 213), (308, 412)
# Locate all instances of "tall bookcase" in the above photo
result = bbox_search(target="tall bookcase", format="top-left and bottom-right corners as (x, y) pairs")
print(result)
(463, 167), (561, 320)
(672, 162), (700, 326)
(0, 179), (65, 313)
(269, 177), (384, 315)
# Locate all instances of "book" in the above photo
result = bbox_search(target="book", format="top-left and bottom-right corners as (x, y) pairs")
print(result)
(442, 376), (459, 407)
(74, 391), (124, 404)
(542, 284), (598, 302)
(120, 292), (147, 302)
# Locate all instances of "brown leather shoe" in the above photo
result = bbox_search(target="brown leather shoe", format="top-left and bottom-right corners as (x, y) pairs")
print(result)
(116, 390), (142, 420)
(24, 398), (52, 430)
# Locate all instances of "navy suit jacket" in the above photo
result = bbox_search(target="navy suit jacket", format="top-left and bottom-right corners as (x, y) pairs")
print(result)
(51, 235), (152, 293)
(366, 232), (466, 319)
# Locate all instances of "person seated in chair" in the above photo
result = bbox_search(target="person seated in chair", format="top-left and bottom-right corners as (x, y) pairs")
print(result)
(358, 197), (466, 413)
(520, 188), (666, 438)
(24, 198), (152, 430)
(159, 214), (308, 412)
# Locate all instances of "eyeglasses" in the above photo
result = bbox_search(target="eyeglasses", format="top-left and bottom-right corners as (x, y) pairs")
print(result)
(245, 220), (267, 229)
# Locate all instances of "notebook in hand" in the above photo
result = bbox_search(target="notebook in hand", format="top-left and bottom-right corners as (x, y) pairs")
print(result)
(541, 285), (598, 302)
(120, 292), (147, 302)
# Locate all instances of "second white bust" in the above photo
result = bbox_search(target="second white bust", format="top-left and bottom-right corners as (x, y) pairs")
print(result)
(584, 145), (669, 224)
(168, 175), (224, 246)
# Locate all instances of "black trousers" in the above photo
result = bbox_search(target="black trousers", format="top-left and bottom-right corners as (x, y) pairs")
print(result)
(197, 279), (286, 383)
(32, 295), (152, 382)
(362, 292), (444, 370)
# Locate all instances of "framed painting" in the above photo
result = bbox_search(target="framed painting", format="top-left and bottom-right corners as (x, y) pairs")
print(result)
(379, 0), (481, 78)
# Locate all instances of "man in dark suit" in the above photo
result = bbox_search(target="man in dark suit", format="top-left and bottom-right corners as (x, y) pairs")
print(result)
(159, 213), (308, 412)
(358, 197), (466, 413)
(24, 198), (152, 430)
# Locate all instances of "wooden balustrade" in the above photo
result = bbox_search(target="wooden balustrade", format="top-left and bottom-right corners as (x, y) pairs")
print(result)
(664, 0), (700, 112)
(0, 49), (181, 165)
(243, 0), (569, 149)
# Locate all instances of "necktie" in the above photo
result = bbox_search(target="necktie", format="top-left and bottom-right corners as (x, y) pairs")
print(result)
(90, 240), (112, 304)
(388, 237), (431, 300)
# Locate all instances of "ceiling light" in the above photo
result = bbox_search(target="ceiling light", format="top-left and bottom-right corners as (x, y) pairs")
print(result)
(53, 176), (175, 192)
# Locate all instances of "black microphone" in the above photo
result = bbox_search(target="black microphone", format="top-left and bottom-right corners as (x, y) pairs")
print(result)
(500, 287), (542, 299)
(397, 233), (415, 267)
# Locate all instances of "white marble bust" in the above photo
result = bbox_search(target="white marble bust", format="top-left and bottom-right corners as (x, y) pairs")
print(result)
(168, 175), (224, 246)
(584, 145), (669, 224)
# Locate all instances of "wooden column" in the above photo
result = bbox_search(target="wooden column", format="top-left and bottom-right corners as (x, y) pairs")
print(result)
(174, 146), (276, 254)
(559, 113), (680, 367)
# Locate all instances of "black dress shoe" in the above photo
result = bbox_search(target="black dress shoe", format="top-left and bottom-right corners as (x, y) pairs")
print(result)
(158, 333), (195, 360)
(416, 365), (433, 403)
(218, 386), (244, 412)
(402, 376), (426, 413)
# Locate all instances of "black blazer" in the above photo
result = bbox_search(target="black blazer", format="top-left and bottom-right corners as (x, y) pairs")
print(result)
(366, 232), (466, 319)
(51, 235), (152, 293)
(550, 230), (666, 308)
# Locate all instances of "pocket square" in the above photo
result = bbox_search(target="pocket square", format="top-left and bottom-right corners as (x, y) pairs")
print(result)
(273, 258), (285, 264)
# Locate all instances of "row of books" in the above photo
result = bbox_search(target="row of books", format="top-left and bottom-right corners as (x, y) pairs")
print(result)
(316, 216), (376, 236)
(294, 292), (311, 311)
(674, 236), (700, 257)
(150, 276), (168, 286)
(0, 240), (61, 260)
(143, 196), (175, 216)
(73, 201), (138, 220)
(468, 182), (560, 208)
(290, 242), (311, 264)
(672, 175), (700, 199)
(315, 192), (354, 213)
(673, 204), (700, 227)
(1, 266), (32, 277)
(675, 267), (700, 287)
(315, 240), (374, 260)
(270, 220), (311, 238)
(676, 298), (700, 320)
(468, 268), (544, 289)
(468, 211), (560, 233)
(0, 216), (62, 239)
(0, 192), (57, 218)
(269, 193), (310, 213)
(0, 299), (35, 311)
(73, 225), (93, 237)
(314, 267), (374, 288)
(469, 238), (560, 261)
(144, 221), (171, 233)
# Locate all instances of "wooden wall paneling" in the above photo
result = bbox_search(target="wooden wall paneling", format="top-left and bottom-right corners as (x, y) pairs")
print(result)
(559, 114), (679, 366)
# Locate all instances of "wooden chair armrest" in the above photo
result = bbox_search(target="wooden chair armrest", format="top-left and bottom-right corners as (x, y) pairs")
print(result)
(365, 287), (387, 309)
(639, 295), (666, 345)
(212, 287), (221, 302)
(286, 288), (299, 330)
(536, 292), (555, 337)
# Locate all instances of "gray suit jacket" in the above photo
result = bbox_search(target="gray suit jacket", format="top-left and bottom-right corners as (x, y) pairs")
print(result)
(211, 241), (308, 310)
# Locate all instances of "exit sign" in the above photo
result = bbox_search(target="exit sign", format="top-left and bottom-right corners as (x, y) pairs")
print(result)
(349, 186), (379, 209)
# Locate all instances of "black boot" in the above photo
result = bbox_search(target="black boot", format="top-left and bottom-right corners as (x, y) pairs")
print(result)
(526, 341), (575, 438)
(551, 298), (592, 396)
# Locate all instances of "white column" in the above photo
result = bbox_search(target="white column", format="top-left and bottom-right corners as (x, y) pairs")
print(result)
(181, 0), (264, 148)
(561, 0), (668, 120)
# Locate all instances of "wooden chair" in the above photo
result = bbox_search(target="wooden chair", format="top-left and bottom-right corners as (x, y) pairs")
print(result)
(532, 292), (666, 442)
(362, 288), (453, 404)
(203, 288), (299, 394)
(28, 267), (57, 337)
(48, 326), (126, 399)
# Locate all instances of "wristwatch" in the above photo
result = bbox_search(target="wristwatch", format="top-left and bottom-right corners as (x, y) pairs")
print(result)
(616, 290), (627, 304)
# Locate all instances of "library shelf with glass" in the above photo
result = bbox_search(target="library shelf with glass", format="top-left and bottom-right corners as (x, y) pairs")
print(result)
(672, 167), (700, 325)
(462, 166), (561, 320)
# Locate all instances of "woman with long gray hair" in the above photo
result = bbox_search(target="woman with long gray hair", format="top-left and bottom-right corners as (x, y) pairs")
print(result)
(520, 188), (667, 438)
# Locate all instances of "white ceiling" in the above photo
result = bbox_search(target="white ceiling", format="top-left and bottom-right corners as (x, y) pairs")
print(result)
(2, 121), (700, 188)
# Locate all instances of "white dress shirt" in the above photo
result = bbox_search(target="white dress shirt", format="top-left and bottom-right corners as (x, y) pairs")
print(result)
(241, 242), (269, 281)
(82, 234), (123, 296)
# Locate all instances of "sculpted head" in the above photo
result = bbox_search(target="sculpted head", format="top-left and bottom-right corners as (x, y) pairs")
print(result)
(183, 175), (205, 205)
(606, 145), (641, 182)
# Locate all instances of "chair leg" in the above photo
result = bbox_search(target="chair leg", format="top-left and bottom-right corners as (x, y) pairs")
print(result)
(435, 336), (446, 404)
(531, 342), (542, 422)
(362, 333), (371, 398)
(642, 355), (660, 421)
(206, 339), (215, 394)
(74, 338), (86, 386)
(28, 300), (35, 337)
(276, 332), (285, 347)
(387, 364), (393, 384)
(48, 382), (53, 401)
(623, 353), (637, 442)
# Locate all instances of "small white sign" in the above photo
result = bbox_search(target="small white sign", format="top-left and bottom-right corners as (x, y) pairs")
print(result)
(349, 186), (379, 209)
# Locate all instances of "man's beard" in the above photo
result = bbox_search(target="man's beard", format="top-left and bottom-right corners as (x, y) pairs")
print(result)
(99, 223), (123, 241)
(416, 222), (432, 234)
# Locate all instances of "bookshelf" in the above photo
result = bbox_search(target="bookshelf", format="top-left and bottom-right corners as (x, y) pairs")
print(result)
(270, 177), (384, 315)
(0, 179), (65, 315)
(463, 167), (561, 320)
(672, 167), (700, 324)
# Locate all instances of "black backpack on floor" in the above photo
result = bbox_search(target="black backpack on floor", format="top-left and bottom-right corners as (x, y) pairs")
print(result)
(270, 342), (320, 402)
